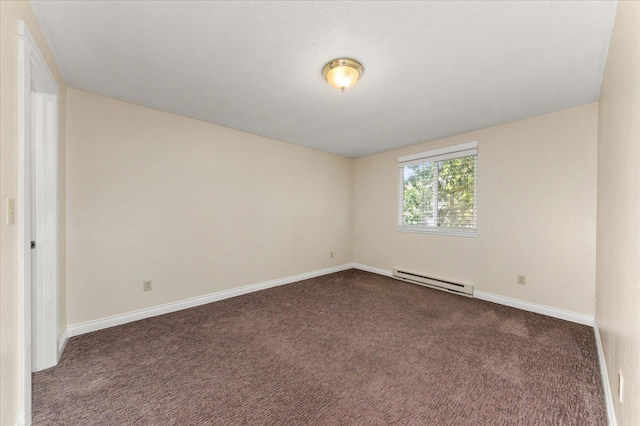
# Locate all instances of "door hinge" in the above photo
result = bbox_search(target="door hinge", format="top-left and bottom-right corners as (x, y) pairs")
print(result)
(31, 241), (36, 249)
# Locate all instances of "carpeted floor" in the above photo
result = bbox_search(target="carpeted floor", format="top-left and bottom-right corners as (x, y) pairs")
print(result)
(33, 269), (606, 425)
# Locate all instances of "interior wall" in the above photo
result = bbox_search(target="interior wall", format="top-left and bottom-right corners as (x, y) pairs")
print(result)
(66, 88), (353, 326)
(0, 1), (67, 424)
(596, 1), (640, 424)
(354, 103), (598, 316)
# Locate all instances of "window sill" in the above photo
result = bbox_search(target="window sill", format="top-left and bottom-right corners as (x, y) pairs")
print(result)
(396, 226), (478, 238)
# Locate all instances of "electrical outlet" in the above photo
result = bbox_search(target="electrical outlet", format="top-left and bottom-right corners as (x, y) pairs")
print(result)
(330, 251), (334, 258)
(143, 280), (152, 291)
(517, 275), (526, 285)
(618, 370), (624, 403)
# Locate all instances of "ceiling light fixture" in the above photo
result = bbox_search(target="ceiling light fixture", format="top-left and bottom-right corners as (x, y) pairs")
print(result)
(322, 58), (364, 92)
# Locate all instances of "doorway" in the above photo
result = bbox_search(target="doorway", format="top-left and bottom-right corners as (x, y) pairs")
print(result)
(18, 20), (60, 425)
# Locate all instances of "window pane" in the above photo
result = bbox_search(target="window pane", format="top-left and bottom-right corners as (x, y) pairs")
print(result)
(397, 142), (477, 235)
(402, 163), (435, 226)
(437, 157), (475, 228)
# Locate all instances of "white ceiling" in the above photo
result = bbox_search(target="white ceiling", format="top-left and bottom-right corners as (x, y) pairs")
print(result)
(30, 1), (618, 158)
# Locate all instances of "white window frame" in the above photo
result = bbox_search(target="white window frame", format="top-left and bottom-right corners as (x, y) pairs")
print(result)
(397, 141), (478, 237)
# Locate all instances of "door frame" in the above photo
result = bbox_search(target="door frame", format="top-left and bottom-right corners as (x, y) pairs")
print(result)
(18, 20), (60, 425)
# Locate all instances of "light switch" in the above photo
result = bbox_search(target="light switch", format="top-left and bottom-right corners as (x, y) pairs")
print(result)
(6, 199), (15, 224)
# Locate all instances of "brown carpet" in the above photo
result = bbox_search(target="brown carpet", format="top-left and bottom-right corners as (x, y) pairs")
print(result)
(33, 269), (606, 425)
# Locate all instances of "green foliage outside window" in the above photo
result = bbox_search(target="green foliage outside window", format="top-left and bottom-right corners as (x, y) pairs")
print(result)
(402, 156), (475, 228)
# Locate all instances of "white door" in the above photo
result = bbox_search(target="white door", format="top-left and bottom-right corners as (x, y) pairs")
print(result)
(30, 90), (59, 372)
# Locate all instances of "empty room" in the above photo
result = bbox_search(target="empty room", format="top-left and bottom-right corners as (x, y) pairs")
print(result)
(1, 1), (638, 425)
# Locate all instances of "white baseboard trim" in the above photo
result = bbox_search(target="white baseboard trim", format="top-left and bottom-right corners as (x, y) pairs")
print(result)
(66, 262), (595, 337)
(352, 262), (393, 277)
(57, 328), (68, 361)
(594, 320), (617, 426)
(352, 263), (594, 326)
(474, 291), (594, 326)
(67, 263), (353, 337)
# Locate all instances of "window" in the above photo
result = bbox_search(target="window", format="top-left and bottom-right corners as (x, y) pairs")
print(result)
(397, 141), (477, 236)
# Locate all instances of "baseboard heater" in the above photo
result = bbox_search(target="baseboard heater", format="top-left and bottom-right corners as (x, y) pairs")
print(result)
(392, 268), (474, 298)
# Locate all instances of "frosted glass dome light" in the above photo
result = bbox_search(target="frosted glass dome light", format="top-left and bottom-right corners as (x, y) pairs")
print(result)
(322, 58), (364, 92)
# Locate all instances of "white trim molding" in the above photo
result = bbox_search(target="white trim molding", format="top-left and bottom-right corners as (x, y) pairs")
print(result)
(593, 320), (617, 426)
(17, 23), (59, 96)
(17, 20), (33, 426)
(352, 263), (393, 277)
(68, 264), (353, 337)
(352, 263), (594, 326)
(57, 329), (68, 361)
(474, 291), (594, 326)
(65, 262), (596, 349)
(398, 141), (478, 164)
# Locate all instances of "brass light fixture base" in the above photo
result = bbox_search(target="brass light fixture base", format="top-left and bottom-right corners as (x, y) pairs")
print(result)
(322, 58), (364, 92)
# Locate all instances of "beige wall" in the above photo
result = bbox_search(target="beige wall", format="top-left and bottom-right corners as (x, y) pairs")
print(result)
(354, 103), (598, 316)
(1, 3), (633, 424)
(0, 1), (67, 424)
(66, 88), (353, 325)
(596, 1), (640, 424)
